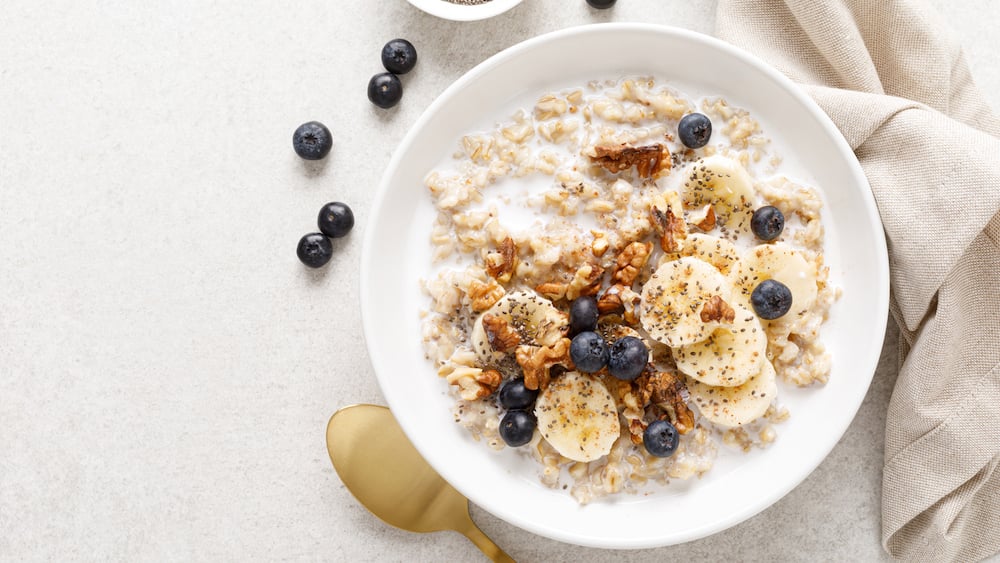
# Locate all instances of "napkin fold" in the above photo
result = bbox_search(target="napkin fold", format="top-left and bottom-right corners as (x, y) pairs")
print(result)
(716, 1), (1000, 560)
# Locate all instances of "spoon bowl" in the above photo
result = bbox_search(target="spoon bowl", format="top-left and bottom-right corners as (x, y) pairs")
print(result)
(326, 404), (515, 562)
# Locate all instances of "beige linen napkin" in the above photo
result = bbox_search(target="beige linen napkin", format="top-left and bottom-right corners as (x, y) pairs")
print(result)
(716, 1), (1000, 560)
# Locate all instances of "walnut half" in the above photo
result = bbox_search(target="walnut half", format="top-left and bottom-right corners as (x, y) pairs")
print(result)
(515, 338), (573, 391)
(612, 241), (653, 287)
(650, 205), (685, 253)
(482, 313), (521, 353)
(467, 278), (505, 312)
(700, 295), (736, 324)
(485, 236), (517, 283)
(590, 144), (670, 178)
(643, 370), (696, 434)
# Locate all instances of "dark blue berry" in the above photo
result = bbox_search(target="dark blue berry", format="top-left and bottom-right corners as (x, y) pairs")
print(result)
(292, 121), (333, 160)
(678, 113), (712, 149)
(643, 419), (679, 457)
(570, 331), (609, 373)
(751, 206), (785, 241)
(368, 73), (403, 109)
(499, 410), (535, 447)
(297, 233), (333, 268)
(381, 38), (418, 75)
(569, 295), (599, 336)
(586, 0), (616, 8)
(751, 279), (793, 320)
(498, 377), (537, 410)
(318, 202), (355, 239)
(607, 336), (647, 381)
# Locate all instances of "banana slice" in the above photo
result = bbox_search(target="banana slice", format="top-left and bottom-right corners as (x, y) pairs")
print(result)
(471, 291), (567, 363)
(678, 233), (740, 276)
(688, 360), (777, 427)
(534, 371), (620, 462)
(679, 155), (755, 228)
(673, 303), (766, 387)
(731, 245), (818, 318)
(640, 256), (733, 347)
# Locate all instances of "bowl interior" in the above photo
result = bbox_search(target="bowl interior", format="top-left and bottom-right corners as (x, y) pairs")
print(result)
(361, 23), (888, 548)
(406, 0), (524, 21)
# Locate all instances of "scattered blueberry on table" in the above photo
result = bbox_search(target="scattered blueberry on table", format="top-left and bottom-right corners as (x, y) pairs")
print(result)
(586, 0), (617, 9)
(678, 112), (713, 149)
(318, 202), (355, 239)
(607, 336), (648, 381)
(751, 279), (793, 320)
(751, 205), (785, 241)
(498, 377), (538, 411)
(368, 72), (403, 109)
(499, 410), (536, 447)
(643, 419), (679, 457)
(381, 39), (418, 75)
(568, 295), (599, 336)
(297, 233), (334, 268)
(570, 331), (609, 373)
(292, 121), (333, 160)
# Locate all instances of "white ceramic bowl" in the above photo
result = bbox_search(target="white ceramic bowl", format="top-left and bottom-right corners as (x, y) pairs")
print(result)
(405, 0), (523, 21)
(361, 24), (889, 548)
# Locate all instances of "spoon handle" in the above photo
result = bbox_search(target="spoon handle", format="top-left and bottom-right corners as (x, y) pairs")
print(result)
(460, 520), (516, 563)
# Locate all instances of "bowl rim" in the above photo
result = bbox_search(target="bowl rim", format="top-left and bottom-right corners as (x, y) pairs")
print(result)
(405, 0), (524, 21)
(360, 22), (889, 548)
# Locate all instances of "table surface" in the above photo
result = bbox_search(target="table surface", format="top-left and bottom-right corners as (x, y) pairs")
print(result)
(2, 1), (999, 561)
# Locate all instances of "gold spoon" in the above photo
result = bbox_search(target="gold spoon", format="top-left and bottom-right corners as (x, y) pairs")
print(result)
(326, 404), (516, 563)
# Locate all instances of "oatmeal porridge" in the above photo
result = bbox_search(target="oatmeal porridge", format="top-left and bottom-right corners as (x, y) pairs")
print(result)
(419, 77), (839, 504)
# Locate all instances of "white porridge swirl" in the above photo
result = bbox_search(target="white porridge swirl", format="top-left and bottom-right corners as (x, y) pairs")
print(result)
(420, 77), (838, 504)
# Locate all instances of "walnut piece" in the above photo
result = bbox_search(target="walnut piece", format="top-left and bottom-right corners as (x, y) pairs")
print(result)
(467, 278), (505, 312)
(597, 291), (625, 316)
(689, 204), (717, 231)
(643, 371), (695, 434)
(566, 263), (604, 300)
(475, 368), (503, 394)
(485, 236), (517, 283)
(650, 205), (686, 253)
(482, 313), (521, 353)
(534, 282), (567, 301)
(515, 338), (573, 391)
(612, 241), (653, 286)
(700, 295), (736, 324)
(590, 144), (670, 178)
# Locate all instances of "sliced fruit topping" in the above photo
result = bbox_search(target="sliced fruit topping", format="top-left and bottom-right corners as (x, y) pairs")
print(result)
(673, 303), (766, 387)
(534, 371), (620, 462)
(687, 360), (777, 428)
(640, 256), (732, 347)
(731, 245), (817, 318)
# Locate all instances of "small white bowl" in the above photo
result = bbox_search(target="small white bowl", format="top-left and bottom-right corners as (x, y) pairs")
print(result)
(406, 0), (523, 21)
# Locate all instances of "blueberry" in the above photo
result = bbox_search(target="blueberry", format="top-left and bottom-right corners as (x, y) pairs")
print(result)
(568, 295), (599, 336)
(677, 113), (712, 149)
(751, 206), (785, 241)
(570, 331), (609, 373)
(607, 336), (647, 381)
(368, 72), (403, 109)
(499, 410), (535, 447)
(498, 377), (538, 410)
(381, 38), (418, 75)
(292, 121), (333, 161)
(586, 0), (617, 8)
(297, 233), (333, 268)
(751, 279), (793, 320)
(643, 419), (679, 457)
(318, 202), (355, 239)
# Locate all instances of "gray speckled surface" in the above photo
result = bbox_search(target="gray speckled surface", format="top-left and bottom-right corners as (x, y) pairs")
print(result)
(1, 1), (997, 560)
